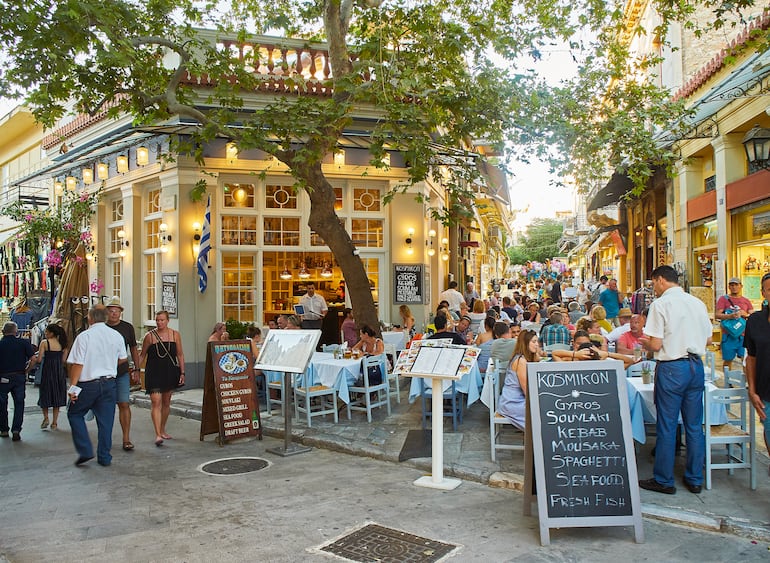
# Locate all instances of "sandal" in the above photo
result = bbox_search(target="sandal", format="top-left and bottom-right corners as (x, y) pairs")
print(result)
(41, 419), (50, 429)
(154, 438), (164, 447)
(160, 434), (173, 440)
(122, 441), (134, 451)
(50, 422), (57, 430)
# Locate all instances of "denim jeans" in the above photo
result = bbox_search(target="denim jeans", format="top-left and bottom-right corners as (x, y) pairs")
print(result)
(653, 356), (705, 487)
(67, 378), (117, 464)
(0, 373), (26, 433)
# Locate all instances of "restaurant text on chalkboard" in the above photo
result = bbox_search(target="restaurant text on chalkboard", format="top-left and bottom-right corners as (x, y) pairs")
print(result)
(161, 273), (178, 318)
(524, 360), (643, 545)
(393, 264), (423, 304)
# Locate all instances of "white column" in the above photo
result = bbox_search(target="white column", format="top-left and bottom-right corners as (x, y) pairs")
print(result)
(711, 134), (745, 265)
(673, 158), (701, 264)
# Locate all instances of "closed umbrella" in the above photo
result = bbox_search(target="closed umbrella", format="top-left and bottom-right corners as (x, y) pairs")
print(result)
(51, 242), (90, 343)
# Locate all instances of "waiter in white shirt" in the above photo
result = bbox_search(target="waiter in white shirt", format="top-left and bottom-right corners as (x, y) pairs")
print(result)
(299, 283), (328, 330)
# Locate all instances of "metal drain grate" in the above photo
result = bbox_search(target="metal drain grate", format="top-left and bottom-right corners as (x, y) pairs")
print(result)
(199, 457), (269, 475)
(319, 523), (458, 562)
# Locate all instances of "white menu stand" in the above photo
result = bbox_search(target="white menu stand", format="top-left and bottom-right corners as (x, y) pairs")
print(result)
(410, 372), (462, 490)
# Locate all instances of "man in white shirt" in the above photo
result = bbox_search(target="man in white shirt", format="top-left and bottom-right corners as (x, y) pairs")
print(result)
(639, 265), (712, 495)
(438, 280), (465, 315)
(299, 283), (328, 330)
(67, 305), (127, 467)
(606, 307), (633, 343)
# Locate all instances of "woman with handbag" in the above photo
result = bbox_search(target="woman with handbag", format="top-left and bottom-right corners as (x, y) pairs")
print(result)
(140, 310), (185, 447)
(36, 324), (68, 430)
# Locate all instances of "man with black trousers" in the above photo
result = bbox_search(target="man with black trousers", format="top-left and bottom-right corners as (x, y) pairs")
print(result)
(0, 321), (35, 441)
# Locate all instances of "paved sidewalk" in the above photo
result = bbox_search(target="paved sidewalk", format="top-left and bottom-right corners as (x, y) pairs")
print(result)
(123, 379), (770, 543)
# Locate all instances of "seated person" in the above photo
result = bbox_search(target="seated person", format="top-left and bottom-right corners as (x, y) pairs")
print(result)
(341, 308), (358, 348)
(551, 330), (636, 368)
(352, 324), (385, 356)
(540, 311), (570, 348)
(497, 329), (541, 430)
(475, 316), (496, 346)
(616, 313), (646, 355)
(575, 317), (608, 351)
(490, 321), (517, 367)
(208, 322), (229, 342)
(425, 314), (467, 345)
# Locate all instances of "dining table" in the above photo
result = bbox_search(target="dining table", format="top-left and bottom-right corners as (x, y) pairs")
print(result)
(408, 362), (483, 407)
(626, 376), (728, 444)
(263, 352), (363, 404)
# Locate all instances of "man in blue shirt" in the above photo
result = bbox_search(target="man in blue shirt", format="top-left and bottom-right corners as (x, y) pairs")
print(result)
(0, 321), (35, 441)
(540, 311), (571, 347)
(598, 278), (623, 326)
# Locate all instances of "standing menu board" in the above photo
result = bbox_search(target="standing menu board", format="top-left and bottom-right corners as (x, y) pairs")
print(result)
(393, 264), (423, 304)
(524, 360), (643, 545)
(200, 340), (262, 444)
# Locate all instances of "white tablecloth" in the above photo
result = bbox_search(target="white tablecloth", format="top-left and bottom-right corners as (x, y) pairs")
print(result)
(263, 352), (362, 404)
(408, 363), (482, 407)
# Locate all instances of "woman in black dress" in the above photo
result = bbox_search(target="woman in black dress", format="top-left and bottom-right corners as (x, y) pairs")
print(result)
(37, 324), (68, 430)
(140, 310), (185, 446)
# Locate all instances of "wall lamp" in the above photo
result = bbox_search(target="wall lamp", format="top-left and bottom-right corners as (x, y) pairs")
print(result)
(226, 142), (239, 162)
(334, 149), (346, 168)
(54, 180), (64, 196)
(426, 228), (436, 257)
(742, 124), (770, 173)
(82, 167), (94, 185)
(66, 176), (77, 191)
(137, 146), (149, 166)
(97, 162), (109, 180)
(159, 222), (171, 253)
(117, 155), (129, 173)
(192, 221), (202, 257)
(440, 237), (450, 262)
(405, 228), (414, 254)
(117, 229), (129, 258)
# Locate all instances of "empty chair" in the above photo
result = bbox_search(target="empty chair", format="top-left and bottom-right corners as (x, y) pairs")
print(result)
(704, 386), (756, 490)
(419, 378), (463, 432)
(488, 359), (525, 461)
(383, 342), (400, 403)
(266, 371), (285, 416)
(294, 372), (338, 427)
(724, 369), (746, 389)
(347, 354), (391, 422)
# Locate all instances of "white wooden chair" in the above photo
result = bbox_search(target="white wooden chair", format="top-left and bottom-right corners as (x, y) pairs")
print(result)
(347, 354), (391, 422)
(383, 342), (400, 403)
(704, 386), (756, 490)
(723, 369), (746, 389)
(294, 372), (338, 427)
(488, 359), (525, 461)
(267, 374), (285, 416)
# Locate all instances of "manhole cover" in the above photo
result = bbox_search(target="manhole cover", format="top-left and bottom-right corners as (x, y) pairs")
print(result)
(318, 523), (458, 562)
(199, 457), (270, 475)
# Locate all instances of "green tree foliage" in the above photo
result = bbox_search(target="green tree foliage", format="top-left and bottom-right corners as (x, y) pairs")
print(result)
(508, 218), (563, 264)
(0, 0), (760, 328)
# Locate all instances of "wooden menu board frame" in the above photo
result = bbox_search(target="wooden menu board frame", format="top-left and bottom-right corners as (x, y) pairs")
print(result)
(523, 359), (643, 545)
(200, 340), (262, 445)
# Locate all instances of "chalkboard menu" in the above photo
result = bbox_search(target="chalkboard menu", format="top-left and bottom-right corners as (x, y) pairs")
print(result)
(161, 273), (178, 318)
(393, 264), (423, 304)
(524, 360), (643, 545)
(200, 340), (262, 444)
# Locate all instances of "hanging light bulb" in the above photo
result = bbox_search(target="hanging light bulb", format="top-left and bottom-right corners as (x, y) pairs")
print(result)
(279, 268), (292, 280)
(136, 146), (149, 166)
(82, 167), (93, 185)
(54, 181), (64, 196)
(320, 264), (333, 278)
(97, 162), (109, 180)
(298, 264), (311, 279)
(66, 176), (77, 191)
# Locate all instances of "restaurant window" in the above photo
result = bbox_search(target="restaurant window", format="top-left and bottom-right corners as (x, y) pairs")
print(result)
(145, 254), (157, 320)
(265, 183), (297, 209)
(110, 260), (122, 299)
(109, 226), (123, 255)
(221, 252), (257, 323)
(146, 188), (161, 215)
(111, 199), (124, 222)
(145, 219), (161, 249)
(224, 183), (255, 208)
(222, 215), (258, 245)
(353, 186), (381, 212)
(264, 217), (300, 245)
(350, 218), (384, 247)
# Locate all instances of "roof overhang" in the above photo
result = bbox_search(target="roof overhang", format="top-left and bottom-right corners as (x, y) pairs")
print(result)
(587, 172), (634, 211)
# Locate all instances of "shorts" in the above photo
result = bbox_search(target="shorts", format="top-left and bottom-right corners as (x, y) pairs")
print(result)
(720, 334), (744, 362)
(763, 400), (770, 438)
(116, 373), (130, 403)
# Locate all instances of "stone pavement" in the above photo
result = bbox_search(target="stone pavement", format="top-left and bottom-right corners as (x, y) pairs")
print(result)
(2, 395), (770, 563)
(127, 378), (770, 542)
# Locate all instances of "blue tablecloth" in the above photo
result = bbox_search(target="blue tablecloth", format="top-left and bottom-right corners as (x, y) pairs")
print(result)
(626, 377), (728, 444)
(407, 363), (482, 407)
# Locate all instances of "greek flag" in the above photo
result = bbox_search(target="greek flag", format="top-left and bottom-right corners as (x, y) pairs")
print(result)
(197, 195), (211, 293)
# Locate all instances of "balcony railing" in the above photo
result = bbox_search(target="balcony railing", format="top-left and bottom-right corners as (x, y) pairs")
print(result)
(0, 185), (49, 210)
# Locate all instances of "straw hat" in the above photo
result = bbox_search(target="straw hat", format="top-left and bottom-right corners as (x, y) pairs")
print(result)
(105, 296), (124, 310)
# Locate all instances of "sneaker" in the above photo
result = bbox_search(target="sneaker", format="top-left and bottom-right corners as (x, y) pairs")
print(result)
(11, 432), (21, 442)
(0, 431), (8, 438)
(639, 478), (676, 495)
